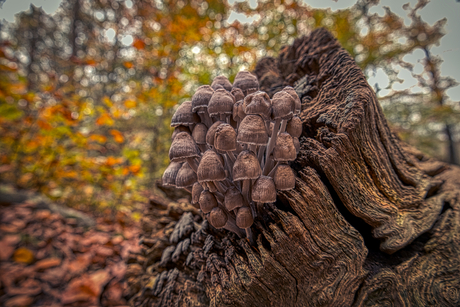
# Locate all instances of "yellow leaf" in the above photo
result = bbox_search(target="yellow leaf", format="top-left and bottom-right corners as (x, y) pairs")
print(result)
(110, 129), (124, 143)
(13, 247), (34, 264)
(124, 99), (136, 109)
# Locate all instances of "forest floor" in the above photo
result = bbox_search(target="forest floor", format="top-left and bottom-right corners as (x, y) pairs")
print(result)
(0, 185), (142, 307)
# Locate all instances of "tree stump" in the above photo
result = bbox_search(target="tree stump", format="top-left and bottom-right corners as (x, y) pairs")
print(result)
(127, 28), (460, 307)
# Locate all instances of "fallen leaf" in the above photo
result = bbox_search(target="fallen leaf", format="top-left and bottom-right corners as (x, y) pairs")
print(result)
(0, 234), (20, 260)
(4, 295), (34, 307)
(7, 278), (42, 296)
(13, 247), (34, 264)
(61, 270), (111, 304)
(34, 257), (61, 270)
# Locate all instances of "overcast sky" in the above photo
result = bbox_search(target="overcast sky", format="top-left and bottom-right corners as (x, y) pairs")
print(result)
(0, 0), (459, 101)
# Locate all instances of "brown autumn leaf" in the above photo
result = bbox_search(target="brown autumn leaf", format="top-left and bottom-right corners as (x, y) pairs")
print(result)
(0, 234), (20, 261)
(61, 269), (111, 304)
(13, 247), (34, 264)
(34, 257), (61, 271)
(7, 278), (42, 296)
(4, 295), (34, 307)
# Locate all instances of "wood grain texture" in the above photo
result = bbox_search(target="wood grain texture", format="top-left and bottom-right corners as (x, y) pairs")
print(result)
(127, 28), (460, 306)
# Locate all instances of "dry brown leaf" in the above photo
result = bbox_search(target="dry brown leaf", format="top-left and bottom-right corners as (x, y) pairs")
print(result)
(61, 269), (111, 304)
(34, 257), (61, 270)
(68, 253), (92, 274)
(0, 234), (20, 261)
(4, 295), (34, 307)
(7, 278), (42, 296)
(13, 247), (34, 264)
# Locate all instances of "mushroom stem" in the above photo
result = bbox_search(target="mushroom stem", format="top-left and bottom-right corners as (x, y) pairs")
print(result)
(258, 145), (265, 166)
(249, 144), (257, 155)
(227, 151), (236, 164)
(204, 112), (213, 127)
(245, 228), (256, 245)
(220, 114), (226, 121)
(267, 162), (280, 178)
(279, 119), (288, 134)
(242, 180), (250, 205)
(186, 157), (199, 173)
(263, 153), (274, 176)
(198, 144), (207, 153)
(211, 181), (226, 195)
(236, 118), (241, 131)
(224, 218), (245, 238)
(207, 182), (217, 193)
(265, 118), (281, 163)
(183, 187), (193, 193)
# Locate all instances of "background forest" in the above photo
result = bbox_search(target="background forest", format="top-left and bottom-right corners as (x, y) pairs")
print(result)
(0, 0), (459, 213)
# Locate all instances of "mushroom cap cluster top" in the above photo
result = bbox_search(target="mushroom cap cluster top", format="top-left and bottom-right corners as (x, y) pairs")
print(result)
(163, 72), (302, 241)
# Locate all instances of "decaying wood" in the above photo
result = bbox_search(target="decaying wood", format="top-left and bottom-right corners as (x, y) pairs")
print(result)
(127, 28), (460, 306)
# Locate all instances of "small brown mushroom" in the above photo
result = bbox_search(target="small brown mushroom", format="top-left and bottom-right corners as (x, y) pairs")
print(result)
(236, 206), (255, 244)
(225, 186), (244, 212)
(197, 150), (227, 194)
(169, 132), (200, 172)
(191, 85), (214, 127)
(208, 88), (235, 122)
(199, 190), (218, 213)
(214, 123), (237, 163)
(273, 164), (295, 190)
(191, 182), (203, 208)
(206, 121), (225, 149)
(233, 150), (261, 212)
(175, 163), (198, 189)
(171, 100), (200, 127)
(171, 126), (191, 141)
(209, 206), (245, 237)
(273, 132), (297, 162)
(231, 87), (244, 102)
(237, 115), (268, 155)
(192, 123), (208, 152)
(211, 75), (233, 92)
(233, 71), (259, 96)
(286, 116), (302, 138)
(283, 86), (301, 115)
(264, 91), (295, 174)
(162, 161), (183, 187)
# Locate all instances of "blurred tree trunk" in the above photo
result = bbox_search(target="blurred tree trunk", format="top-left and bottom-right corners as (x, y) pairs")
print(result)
(126, 29), (460, 307)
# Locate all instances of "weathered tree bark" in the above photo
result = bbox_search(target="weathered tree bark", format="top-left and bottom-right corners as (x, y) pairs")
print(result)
(127, 29), (460, 306)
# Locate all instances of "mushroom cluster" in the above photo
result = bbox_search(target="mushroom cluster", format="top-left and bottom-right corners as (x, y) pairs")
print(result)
(163, 72), (301, 243)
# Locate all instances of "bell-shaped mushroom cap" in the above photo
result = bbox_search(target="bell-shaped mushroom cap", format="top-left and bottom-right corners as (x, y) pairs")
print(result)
(171, 101), (200, 127)
(271, 91), (295, 120)
(236, 206), (254, 229)
(283, 86), (301, 115)
(197, 150), (227, 182)
(231, 87), (244, 102)
(208, 89), (235, 117)
(211, 75), (232, 92)
(273, 132), (297, 162)
(206, 121), (224, 147)
(192, 123), (207, 145)
(162, 162), (183, 186)
(169, 132), (200, 161)
(215, 123), (237, 152)
(199, 190), (218, 213)
(191, 182), (203, 207)
(286, 116), (302, 138)
(293, 137), (300, 154)
(233, 71), (259, 96)
(273, 164), (295, 190)
(172, 126), (191, 141)
(192, 85), (214, 113)
(243, 91), (271, 121)
(233, 150), (261, 181)
(225, 186), (244, 211)
(175, 163), (197, 188)
(252, 175), (276, 203)
(237, 115), (268, 146)
(209, 207), (228, 228)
